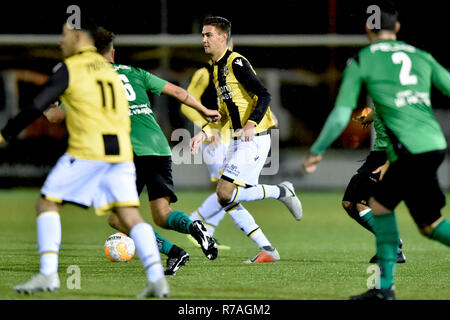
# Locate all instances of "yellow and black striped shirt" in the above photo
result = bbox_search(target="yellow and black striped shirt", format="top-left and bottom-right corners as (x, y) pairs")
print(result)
(1, 46), (132, 162)
(205, 49), (276, 135)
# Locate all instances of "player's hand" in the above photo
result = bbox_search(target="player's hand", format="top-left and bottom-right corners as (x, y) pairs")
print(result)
(239, 121), (255, 142)
(44, 101), (65, 123)
(202, 109), (221, 123)
(302, 151), (323, 174)
(372, 160), (390, 181)
(190, 131), (206, 154)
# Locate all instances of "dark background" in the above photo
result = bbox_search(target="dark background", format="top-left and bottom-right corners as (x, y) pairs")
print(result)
(0, 0), (449, 186)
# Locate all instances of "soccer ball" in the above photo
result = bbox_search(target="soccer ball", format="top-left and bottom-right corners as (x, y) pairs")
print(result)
(104, 232), (135, 262)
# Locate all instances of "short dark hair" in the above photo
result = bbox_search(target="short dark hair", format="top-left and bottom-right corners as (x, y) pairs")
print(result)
(95, 27), (115, 55)
(203, 16), (231, 42)
(371, 0), (399, 33)
(78, 14), (100, 39)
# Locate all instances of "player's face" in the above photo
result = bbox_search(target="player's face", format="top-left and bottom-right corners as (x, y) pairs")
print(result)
(59, 23), (78, 58)
(202, 25), (227, 57)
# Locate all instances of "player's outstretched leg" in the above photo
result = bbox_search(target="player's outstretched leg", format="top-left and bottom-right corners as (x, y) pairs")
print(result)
(14, 204), (62, 294)
(189, 220), (218, 260)
(227, 204), (280, 263)
(117, 208), (169, 298)
(226, 182), (303, 220)
(188, 192), (231, 250)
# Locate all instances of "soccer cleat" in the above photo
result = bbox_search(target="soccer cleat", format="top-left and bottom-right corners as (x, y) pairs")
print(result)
(165, 249), (190, 276)
(14, 273), (60, 294)
(137, 277), (170, 298)
(349, 287), (396, 300)
(277, 181), (303, 220)
(244, 247), (280, 264)
(369, 240), (406, 264)
(189, 220), (218, 260)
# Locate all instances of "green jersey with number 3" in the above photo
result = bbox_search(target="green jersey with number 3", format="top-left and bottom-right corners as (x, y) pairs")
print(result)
(312, 40), (450, 162)
(112, 64), (171, 156)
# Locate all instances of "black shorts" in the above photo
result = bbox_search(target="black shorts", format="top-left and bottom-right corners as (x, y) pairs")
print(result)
(342, 151), (387, 205)
(372, 149), (446, 227)
(134, 154), (178, 203)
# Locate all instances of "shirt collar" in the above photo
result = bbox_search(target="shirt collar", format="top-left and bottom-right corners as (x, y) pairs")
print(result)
(76, 45), (97, 54)
(214, 49), (231, 65)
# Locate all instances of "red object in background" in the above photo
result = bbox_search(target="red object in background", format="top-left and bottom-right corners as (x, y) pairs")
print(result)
(338, 109), (371, 148)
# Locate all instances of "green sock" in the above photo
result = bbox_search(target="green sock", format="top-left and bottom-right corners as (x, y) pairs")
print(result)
(429, 219), (450, 247)
(166, 210), (193, 234)
(373, 212), (399, 289)
(154, 231), (173, 256)
(358, 209), (375, 233)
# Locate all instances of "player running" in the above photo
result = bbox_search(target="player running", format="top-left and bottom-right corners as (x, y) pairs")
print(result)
(0, 18), (170, 298)
(45, 27), (221, 269)
(302, 2), (450, 300)
(190, 16), (303, 263)
(342, 106), (406, 264)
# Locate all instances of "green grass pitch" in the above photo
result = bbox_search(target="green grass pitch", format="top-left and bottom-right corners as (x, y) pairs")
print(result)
(0, 188), (448, 300)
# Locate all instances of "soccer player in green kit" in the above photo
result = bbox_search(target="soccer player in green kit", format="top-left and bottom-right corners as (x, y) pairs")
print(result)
(302, 2), (450, 300)
(46, 27), (220, 269)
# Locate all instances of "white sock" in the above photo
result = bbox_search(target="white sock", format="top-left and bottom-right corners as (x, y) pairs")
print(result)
(230, 185), (280, 203)
(37, 211), (61, 275)
(228, 205), (271, 248)
(130, 222), (164, 283)
(190, 193), (226, 236)
(197, 193), (224, 219)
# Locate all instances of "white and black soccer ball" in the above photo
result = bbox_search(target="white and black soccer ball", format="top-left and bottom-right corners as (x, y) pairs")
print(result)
(104, 232), (135, 262)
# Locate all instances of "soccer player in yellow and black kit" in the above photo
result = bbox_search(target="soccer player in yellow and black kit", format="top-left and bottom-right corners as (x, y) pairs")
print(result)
(190, 17), (303, 263)
(0, 19), (168, 298)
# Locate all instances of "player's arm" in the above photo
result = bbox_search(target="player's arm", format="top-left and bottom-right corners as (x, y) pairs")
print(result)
(162, 82), (220, 123)
(429, 54), (450, 97)
(0, 62), (69, 143)
(302, 57), (363, 173)
(232, 57), (271, 141)
(181, 68), (211, 129)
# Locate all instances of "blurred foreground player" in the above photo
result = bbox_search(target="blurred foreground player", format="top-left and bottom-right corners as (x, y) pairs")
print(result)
(0, 19), (169, 298)
(302, 2), (450, 300)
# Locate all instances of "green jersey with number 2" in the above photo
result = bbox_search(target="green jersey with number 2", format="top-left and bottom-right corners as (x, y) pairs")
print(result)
(312, 40), (450, 162)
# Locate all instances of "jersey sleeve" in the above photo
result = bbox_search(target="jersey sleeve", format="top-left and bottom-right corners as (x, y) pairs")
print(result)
(429, 54), (450, 97)
(1, 62), (69, 140)
(181, 68), (210, 128)
(141, 68), (167, 95)
(334, 57), (363, 108)
(232, 57), (271, 125)
(310, 58), (362, 155)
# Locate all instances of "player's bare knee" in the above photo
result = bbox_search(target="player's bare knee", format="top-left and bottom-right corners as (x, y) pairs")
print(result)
(36, 197), (60, 216)
(356, 203), (370, 213)
(115, 207), (144, 231)
(108, 214), (119, 229)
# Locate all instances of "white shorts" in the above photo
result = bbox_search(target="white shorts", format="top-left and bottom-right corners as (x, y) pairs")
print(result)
(41, 154), (140, 215)
(221, 134), (271, 187)
(202, 142), (228, 182)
